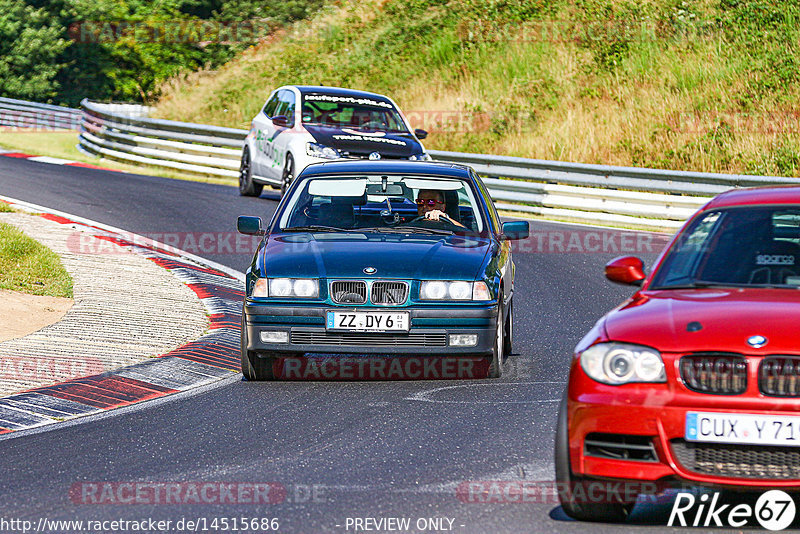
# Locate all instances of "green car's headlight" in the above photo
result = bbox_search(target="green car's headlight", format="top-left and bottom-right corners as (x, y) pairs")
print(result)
(580, 342), (666, 385)
(420, 281), (491, 301)
(252, 278), (319, 298)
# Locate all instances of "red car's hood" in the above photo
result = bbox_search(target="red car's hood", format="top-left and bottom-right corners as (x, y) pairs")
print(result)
(603, 288), (800, 353)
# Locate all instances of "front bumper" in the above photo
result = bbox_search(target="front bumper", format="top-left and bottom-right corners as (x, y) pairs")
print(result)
(567, 362), (800, 489)
(243, 302), (497, 356)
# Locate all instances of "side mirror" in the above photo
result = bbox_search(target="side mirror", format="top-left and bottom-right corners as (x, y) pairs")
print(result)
(414, 128), (428, 140)
(237, 216), (264, 236)
(272, 115), (290, 128)
(501, 221), (529, 240)
(605, 256), (646, 286)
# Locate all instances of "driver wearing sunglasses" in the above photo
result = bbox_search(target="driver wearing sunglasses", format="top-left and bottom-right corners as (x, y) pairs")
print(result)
(415, 189), (466, 228)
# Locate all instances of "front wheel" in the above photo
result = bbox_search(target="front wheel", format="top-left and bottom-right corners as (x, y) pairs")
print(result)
(239, 148), (263, 197)
(488, 303), (505, 378)
(280, 153), (295, 196)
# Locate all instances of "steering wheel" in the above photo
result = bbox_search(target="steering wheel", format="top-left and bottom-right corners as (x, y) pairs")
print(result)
(404, 214), (461, 228)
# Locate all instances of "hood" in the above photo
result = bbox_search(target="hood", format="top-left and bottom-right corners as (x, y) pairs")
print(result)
(303, 124), (422, 158)
(604, 288), (800, 353)
(262, 232), (491, 280)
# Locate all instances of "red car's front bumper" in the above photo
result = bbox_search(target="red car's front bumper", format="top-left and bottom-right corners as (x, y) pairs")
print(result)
(567, 354), (800, 490)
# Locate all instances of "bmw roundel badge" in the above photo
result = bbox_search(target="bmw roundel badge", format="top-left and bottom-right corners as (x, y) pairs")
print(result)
(364, 267), (377, 275)
(747, 335), (768, 348)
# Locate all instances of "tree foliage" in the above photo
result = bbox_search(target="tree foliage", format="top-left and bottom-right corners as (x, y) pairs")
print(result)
(0, 0), (324, 105)
(0, 0), (69, 101)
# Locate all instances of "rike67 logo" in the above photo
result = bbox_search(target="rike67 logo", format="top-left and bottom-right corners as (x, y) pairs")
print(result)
(669, 490), (797, 531)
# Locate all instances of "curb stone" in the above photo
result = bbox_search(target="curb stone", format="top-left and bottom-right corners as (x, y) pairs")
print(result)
(0, 197), (245, 434)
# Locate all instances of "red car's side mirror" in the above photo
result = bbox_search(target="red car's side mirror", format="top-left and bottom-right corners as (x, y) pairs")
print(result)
(605, 256), (646, 286)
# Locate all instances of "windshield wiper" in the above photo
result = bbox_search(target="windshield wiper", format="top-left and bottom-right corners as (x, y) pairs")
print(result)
(355, 226), (453, 236)
(651, 280), (751, 290)
(283, 225), (343, 232)
(391, 225), (454, 235)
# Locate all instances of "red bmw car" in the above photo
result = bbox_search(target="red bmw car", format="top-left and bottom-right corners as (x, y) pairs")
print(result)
(557, 186), (800, 521)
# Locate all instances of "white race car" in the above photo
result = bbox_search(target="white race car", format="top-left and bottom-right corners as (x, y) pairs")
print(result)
(238, 85), (431, 197)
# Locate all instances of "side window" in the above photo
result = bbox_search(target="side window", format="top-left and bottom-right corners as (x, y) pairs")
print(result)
(275, 90), (296, 126)
(262, 93), (280, 118)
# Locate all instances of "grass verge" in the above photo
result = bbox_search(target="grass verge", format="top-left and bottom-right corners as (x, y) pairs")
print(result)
(0, 131), (237, 187)
(0, 222), (73, 298)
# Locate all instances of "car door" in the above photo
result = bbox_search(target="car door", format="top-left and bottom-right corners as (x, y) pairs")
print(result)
(251, 91), (280, 181)
(475, 172), (513, 308)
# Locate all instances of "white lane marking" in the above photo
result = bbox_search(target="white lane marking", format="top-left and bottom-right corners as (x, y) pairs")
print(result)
(27, 156), (76, 165)
(0, 194), (245, 282)
(404, 381), (565, 404)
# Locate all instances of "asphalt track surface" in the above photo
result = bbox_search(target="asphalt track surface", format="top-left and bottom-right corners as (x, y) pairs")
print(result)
(0, 157), (714, 533)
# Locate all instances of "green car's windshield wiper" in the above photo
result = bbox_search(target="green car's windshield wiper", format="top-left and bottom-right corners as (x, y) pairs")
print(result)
(357, 226), (453, 235)
(357, 226), (454, 236)
(283, 225), (344, 232)
(389, 225), (454, 235)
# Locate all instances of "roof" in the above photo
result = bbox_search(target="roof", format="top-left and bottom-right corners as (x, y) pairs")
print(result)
(705, 185), (800, 209)
(298, 160), (472, 179)
(291, 85), (393, 102)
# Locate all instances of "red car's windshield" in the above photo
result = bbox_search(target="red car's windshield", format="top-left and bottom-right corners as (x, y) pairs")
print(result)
(650, 206), (800, 289)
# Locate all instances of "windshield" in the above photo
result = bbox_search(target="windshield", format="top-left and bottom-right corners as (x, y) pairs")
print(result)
(301, 93), (408, 133)
(650, 206), (800, 289)
(278, 175), (486, 235)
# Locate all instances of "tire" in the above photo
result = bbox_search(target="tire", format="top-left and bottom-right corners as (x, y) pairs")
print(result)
(239, 148), (263, 197)
(488, 303), (505, 378)
(280, 153), (295, 197)
(555, 394), (635, 522)
(503, 298), (513, 355)
(240, 311), (274, 380)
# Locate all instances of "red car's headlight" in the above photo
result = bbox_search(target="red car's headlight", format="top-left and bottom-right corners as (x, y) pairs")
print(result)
(580, 342), (666, 385)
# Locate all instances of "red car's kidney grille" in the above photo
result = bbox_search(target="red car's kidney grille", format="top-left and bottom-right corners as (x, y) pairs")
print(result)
(759, 356), (800, 397)
(672, 439), (800, 480)
(679, 354), (748, 395)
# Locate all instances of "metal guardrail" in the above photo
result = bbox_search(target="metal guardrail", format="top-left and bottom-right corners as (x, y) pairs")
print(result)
(427, 150), (800, 229)
(79, 99), (244, 178)
(72, 99), (800, 230)
(0, 97), (82, 130)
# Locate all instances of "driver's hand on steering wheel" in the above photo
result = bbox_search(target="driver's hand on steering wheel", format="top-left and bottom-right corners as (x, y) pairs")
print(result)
(424, 210), (466, 228)
(424, 209), (446, 221)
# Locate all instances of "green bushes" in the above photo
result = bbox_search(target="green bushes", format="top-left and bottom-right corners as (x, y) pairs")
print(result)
(1, 0), (325, 106)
